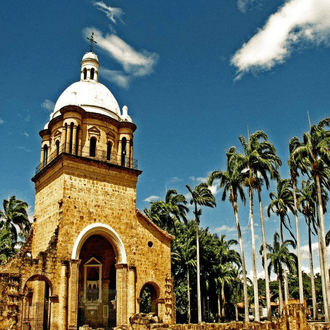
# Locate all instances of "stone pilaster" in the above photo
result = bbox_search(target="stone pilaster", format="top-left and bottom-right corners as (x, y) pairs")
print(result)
(127, 265), (136, 318)
(68, 259), (81, 330)
(59, 261), (68, 330)
(115, 263), (128, 326)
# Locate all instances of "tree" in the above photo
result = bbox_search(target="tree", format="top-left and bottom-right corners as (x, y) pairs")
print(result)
(234, 130), (282, 321)
(267, 178), (295, 305)
(171, 221), (197, 323)
(0, 196), (30, 252)
(290, 118), (330, 321)
(0, 226), (15, 264)
(186, 183), (216, 323)
(144, 189), (188, 233)
(260, 232), (297, 315)
(299, 179), (320, 319)
(208, 147), (249, 322)
(212, 234), (240, 322)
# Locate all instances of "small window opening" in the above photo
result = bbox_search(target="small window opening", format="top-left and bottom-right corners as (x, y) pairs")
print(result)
(121, 137), (126, 166)
(107, 142), (112, 161)
(91, 68), (95, 80)
(148, 241), (153, 248)
(75, 126), (79, 155)
(43, 145), (48, 166)
(56, 140), (60, 156)
(90, 137), (97, 157)
(83, 68), (87, 80)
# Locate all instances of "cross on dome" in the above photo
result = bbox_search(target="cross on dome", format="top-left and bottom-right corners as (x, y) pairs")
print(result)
(87, 32), (97, 52)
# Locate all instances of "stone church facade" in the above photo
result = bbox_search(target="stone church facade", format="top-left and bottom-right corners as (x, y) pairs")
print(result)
(0, 51), (175, 330)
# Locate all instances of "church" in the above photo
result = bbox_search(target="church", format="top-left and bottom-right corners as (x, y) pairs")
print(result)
(0, 48), (175, 330)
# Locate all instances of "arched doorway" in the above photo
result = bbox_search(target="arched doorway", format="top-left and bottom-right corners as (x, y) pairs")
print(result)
(139, 283), (159, 315)
(22, 275), (53, 330)
(78, 235), (117, 329)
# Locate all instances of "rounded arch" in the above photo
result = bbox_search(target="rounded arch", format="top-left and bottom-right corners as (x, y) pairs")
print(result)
(72, 223), (127, 264)
(139, 282), (160, 315)
(22, 274), (54, 295)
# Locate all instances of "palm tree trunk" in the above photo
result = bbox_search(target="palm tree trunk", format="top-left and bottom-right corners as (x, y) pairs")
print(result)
(278, 275), (283, 315)
(257, 188), (271, 321)
(316, 174), (330, 322)
(279, 218), (289, 306)
(187, 269), (191, 323)
(308, 221), (317, 320)
(232, 199), (249, 322)
(196, 217), (202, 323)
(249, 185), (260, 321)
(221, 283), (226, 320)
(217, 292), (221, 323)
(292, 179), (304, 304)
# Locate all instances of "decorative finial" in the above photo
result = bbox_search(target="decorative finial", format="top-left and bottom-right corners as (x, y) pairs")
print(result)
(87, 32), (97, 52)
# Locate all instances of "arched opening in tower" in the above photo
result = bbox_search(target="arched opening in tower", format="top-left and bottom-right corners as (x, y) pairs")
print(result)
(78, 235), (117, 329)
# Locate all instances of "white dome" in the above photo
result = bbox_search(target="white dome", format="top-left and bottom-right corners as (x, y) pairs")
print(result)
(51, 79), (121, 120)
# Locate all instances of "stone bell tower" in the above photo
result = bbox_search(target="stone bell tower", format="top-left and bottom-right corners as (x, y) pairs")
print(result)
(0, 50), (175, 330)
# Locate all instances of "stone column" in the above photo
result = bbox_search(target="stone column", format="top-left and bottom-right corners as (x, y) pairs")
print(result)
(118, 140), (122, 166)
(78, 128), (83, 156)
(65, 124), (70, 153)
(127, 266), (136, 318)
(130, 140), (134, 168)
(115, 264), (128, 326)
(72, 126), (77, 155)
(61, 125), (67, 154)
(59, 261), (68, 330)
(126, 140), (131, 168)
(68, 259), (81, 330)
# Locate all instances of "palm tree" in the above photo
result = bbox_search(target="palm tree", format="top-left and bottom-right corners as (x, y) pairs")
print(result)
(267, 178), (296, 306)
(208, 147), (249, 322)
(260, 232), (297, 315)
(290, 118), (330, 321)
(299, 179), (319, 319)
(171, 221), (196, 323)
(0, 196), (30, 251)
(212, 234), (240, 321)
(186, 182), (216, 323)
(289, 138), (306, 306)
(234, 130), (282, 321)
(0, 226), (16, 264)
(144, 189), (188, 233)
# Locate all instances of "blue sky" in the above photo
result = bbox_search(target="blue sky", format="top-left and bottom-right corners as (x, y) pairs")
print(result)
(1, 0), (330, 279)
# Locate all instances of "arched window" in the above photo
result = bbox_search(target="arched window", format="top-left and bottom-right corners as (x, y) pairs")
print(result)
(43, 145), (48, 166)
(56, 140), (60, 156)
(91, 68), (95, 80)
(90, 137), (97, 157)
(75, 126), (79, 155)
(140, 284), (158, 315)
(121, 137), (126, 167)
(107, 142), (112, 161)
(83, 68), (87, 80)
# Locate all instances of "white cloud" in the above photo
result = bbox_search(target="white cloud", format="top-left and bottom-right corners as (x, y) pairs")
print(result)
(300, 242), (319, 259)
(18, 146), (30, 152)
(144, 195), (160, 203)
(0, 118), (4, 124)
(41, 99), (55, 112)
(169, 177), (182, 183)
(100, 68), (131, 89)
(83, 28), (159, 88)
(215, 225), (236, 233)
(93, 1), (124, 33)
(237, 0), (260, 13)
(231, 0), (330, 78)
